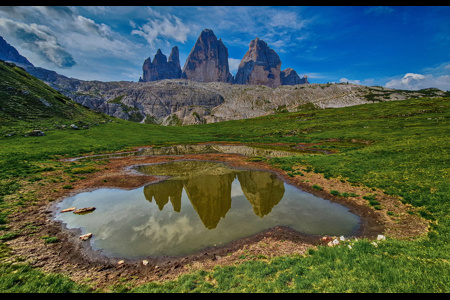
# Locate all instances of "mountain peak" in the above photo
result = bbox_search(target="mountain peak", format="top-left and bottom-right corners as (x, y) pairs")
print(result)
(181, 29), (233, 83)
(0, 36), (34, 67)
(235, 37), (282, 88)
(140, 47), (182, 82)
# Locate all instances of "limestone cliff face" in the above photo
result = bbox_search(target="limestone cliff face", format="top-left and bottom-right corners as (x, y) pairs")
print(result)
(181, 29), (233, 83)
(43, 77), (434, 125)
(234, 37), (282, 88)
(76, 80), (225, 122)
(139, 47), (182, 82)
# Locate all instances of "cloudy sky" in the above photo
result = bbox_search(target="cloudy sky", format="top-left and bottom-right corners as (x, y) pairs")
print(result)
(1, 6), (449, 90)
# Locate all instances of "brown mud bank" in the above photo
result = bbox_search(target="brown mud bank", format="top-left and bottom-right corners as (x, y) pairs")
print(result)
(4, 144), (429, 291)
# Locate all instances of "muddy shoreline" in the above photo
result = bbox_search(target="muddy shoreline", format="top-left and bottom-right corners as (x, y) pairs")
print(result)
(4, 143), (429, 291)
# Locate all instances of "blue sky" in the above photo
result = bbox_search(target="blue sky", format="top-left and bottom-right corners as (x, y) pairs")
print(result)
(1, 6), (449, 90)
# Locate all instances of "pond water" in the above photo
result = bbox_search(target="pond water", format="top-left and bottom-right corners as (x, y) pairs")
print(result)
(55, 160), (360, 259)
(68, 144), (315, 162)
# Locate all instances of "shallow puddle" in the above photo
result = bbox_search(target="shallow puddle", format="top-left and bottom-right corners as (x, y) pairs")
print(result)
(55, 160), (360, 259)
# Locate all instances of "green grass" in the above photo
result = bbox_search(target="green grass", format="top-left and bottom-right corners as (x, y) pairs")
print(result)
(0, 263), (92, 293)
(0, 60), (111, 137)
(0, 66), (449, 293)
(132, 239), (450, 293)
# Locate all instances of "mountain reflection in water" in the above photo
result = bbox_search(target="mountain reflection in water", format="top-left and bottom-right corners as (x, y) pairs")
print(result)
(140, 161), (285, 229)
(55, 160), (360, 258)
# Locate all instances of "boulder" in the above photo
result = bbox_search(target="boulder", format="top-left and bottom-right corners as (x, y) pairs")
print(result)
(27, 130), (45, 136)
(73, 207), (96, 214)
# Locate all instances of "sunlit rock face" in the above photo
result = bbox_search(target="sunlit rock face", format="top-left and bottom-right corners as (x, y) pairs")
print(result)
(234, 37), (282, 88)
(181, 29), (233, 83)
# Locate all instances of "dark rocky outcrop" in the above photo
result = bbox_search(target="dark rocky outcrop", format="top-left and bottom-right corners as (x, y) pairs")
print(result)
(281, 68), (309, 85)
(181, 29), (233, 83)
(139, 46), (182, 82)
(234, 37), (282, 88)
(0, 36), (33, 67)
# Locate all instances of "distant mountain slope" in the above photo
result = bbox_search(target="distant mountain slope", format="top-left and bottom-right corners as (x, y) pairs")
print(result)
(0, 60), (110, 136)
(51, 78), (448, 126)
(0, 36), (33, 67)
(1, 35), (447, 127)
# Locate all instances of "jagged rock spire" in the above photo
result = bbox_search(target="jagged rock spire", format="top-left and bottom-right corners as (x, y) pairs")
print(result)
(140, 46), (182, 82)
(234, 37), (282, 88)
(181, 29), (233, 83)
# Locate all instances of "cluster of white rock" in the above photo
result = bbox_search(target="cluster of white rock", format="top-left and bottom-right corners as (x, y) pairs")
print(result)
(323, 234), (386, 248)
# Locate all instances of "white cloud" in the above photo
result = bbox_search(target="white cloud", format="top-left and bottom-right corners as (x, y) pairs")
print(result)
(385, 73), (450, 91)
(0, 6), (138, 69)
(340, 78), (360, 84)
(0, 17), (76, 68)
(269, 11), (305, 29)
(131, 13), (190, 48)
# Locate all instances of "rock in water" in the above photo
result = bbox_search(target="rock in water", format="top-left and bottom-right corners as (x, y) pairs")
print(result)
(60, 207), (76, 213)
(182, 29), (233, 83)
(73, 207), (96, 214)
(79, 233), (92, 241)
(234, 37), (282, 88)
(140, 47), (182, 82)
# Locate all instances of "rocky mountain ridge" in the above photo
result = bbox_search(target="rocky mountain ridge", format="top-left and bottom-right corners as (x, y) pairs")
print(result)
(1, 34), (447, 126)
(36, 78), (446, 126)
(139, 29), (308, 87)
(139, 47), (181, 82)
(181, 29), (234, 84)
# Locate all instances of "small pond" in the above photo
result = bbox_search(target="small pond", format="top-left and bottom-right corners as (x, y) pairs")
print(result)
(55, 160), (360, 259)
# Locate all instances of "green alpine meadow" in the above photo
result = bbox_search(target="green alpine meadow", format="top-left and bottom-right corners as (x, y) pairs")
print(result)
(0, 58), (449, 292)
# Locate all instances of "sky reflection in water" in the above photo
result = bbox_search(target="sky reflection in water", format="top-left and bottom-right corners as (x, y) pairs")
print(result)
(55, 161), (360, 258)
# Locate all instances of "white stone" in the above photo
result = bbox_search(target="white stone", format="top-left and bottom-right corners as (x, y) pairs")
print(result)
(377, 234), (386, 241)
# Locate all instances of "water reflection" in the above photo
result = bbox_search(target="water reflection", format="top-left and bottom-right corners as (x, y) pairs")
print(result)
(69, 144), (302, 162)
(140, 161), (285, 229)
(55, 161), (360, 258)
(137, 144), (298, 158)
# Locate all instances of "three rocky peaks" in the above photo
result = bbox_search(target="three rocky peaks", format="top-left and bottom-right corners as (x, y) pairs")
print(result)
(139, 29), (308, 87)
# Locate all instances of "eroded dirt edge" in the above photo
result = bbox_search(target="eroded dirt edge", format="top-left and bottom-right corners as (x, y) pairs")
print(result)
(3, 144), (429, 291)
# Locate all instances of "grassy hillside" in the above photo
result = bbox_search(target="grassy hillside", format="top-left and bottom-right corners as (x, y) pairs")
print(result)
(0, 60), (110, 137)
(0, 65), (449, 292)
